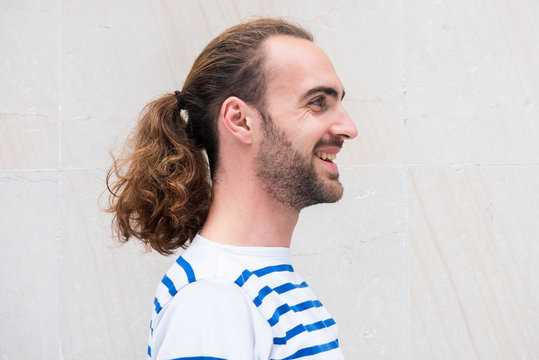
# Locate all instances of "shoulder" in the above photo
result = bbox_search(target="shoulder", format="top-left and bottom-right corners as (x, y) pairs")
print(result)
(150, 278), (272, 360)
(154, 278), (257, 331)
(165, 278), (255, 318)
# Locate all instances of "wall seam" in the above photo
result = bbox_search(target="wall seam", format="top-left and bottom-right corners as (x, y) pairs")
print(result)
(57, 0), (64, 358)
(6, 162), (539, 175)
(401, 0), (411, 358)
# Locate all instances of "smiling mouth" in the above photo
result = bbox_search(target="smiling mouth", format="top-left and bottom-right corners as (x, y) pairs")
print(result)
(315, 151), (336, 162)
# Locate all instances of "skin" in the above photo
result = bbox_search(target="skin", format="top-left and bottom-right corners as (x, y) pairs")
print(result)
(200, 35), (358, 248)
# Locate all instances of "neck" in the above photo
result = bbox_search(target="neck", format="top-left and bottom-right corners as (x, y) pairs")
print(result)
(200, 172), (299, 248)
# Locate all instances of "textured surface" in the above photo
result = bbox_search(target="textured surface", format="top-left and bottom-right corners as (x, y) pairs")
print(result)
(1, 0), (538, 359)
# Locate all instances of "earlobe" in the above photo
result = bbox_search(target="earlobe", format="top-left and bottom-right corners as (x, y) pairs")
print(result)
(220, 96), (252, 144)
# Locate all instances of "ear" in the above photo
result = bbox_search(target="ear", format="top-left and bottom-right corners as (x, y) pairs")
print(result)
(219, 96), (254, 144)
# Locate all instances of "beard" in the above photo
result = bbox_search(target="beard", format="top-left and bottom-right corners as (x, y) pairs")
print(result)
(255, 112), (344, 211)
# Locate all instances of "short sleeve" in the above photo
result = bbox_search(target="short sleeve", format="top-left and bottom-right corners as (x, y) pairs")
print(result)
(150, 278), (272, 360)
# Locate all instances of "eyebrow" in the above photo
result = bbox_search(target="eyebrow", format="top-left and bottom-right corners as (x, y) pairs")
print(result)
(301, 86), (346, 101)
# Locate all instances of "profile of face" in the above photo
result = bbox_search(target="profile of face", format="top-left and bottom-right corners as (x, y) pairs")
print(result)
(255, 36), (358, 211)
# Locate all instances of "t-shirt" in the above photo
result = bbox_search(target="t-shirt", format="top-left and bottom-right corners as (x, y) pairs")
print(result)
(147, 235), (344, 360)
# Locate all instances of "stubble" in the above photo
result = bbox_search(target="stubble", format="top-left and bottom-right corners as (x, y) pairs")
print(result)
(255, 113), (344, 211)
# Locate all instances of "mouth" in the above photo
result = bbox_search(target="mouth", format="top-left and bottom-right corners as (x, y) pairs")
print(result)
(314, 148), (340, 173)
(315, 151), (337, 162)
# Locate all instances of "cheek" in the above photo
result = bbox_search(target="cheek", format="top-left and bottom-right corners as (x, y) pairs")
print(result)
(273, 113), (327, 154)
(294, 134), (319, 156)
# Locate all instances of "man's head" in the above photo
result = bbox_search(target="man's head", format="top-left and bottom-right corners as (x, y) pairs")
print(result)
(180, 18), (313, 175)
(184, 19), (357, 209)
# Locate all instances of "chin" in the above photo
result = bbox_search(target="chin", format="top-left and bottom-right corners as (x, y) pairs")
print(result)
(317, 167), (342, 194)
(323, 182), (344, 203)
(300, 181), (344, 210)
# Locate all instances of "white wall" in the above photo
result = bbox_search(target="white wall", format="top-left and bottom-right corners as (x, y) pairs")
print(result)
(1, 0), (538, 359)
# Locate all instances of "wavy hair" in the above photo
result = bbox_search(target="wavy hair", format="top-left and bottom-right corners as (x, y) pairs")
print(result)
(106, 18), (313, 254)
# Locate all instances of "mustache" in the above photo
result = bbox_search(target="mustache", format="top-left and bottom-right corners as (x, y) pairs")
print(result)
(313, 138), (344, 150)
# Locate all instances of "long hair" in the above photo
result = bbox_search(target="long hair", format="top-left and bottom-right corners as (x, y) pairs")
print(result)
(106, 18), (313, 255)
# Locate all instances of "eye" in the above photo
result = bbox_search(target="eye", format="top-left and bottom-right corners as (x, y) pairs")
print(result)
(309, 96), (326, 111)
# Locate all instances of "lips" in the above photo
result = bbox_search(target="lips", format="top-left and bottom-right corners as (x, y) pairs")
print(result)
(313, 146), (341, 174)
(314, 144), (341, 160)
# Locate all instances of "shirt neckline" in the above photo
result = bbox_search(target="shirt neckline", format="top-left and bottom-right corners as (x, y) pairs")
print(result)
(192, 234), (292, 259)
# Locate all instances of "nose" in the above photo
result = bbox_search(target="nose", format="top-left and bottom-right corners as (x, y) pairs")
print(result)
(330, 105), (358, 140)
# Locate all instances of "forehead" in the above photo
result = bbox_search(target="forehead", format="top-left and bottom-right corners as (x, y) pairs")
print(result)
(262, 35), (343, 98)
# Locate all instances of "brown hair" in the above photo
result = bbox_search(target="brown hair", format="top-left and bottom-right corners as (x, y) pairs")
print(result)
(106, 18), (313, 254)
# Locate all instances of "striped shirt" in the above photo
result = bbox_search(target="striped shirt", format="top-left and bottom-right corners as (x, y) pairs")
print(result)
(148, 235), (344, 360)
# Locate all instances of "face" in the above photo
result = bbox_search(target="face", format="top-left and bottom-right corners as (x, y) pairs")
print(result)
(254, 36), (358, 211)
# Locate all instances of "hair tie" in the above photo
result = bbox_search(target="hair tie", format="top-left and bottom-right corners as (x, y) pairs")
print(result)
(175, 90), (186, 110)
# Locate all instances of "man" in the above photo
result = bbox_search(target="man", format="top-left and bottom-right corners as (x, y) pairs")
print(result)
(107, 18), (357, 359)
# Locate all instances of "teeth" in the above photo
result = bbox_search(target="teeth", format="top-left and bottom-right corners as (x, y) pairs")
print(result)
(316, 152), (336, 161)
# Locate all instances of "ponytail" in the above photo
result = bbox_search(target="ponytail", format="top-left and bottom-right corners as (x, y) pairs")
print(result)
(106, 93), (211, 255)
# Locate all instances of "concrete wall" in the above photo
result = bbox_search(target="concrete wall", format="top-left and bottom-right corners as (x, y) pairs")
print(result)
(1, 0), (537, 359)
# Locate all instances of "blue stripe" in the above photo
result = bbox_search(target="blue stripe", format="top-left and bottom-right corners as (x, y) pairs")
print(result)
(293, 299), (322, 312)
(268, 300), (322, 326)
(253, 285), (273, 306)
(273, 318), (336, 345)
(306, 318), (335, 331)
(154, 297), (162, 313)
(287, 323), (306, 338)
(234, 269), (252, 287)
(176, 256), (196, 283)
(253, 264), (293, 277)
(253, 281), (308, 307)
(268, 303), (292, 326)
(170, 357), (226, 360)
(161, 274), (178, 296)
(271, 339), (340, 360)
(234, 264), (294, 287)
(147, 345), (151, 357)
(274, 281), (308, 294)
(274, 324), (303, 344)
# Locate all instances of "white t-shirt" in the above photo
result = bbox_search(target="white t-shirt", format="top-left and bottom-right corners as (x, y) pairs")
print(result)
(148, 235), (344, 360)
